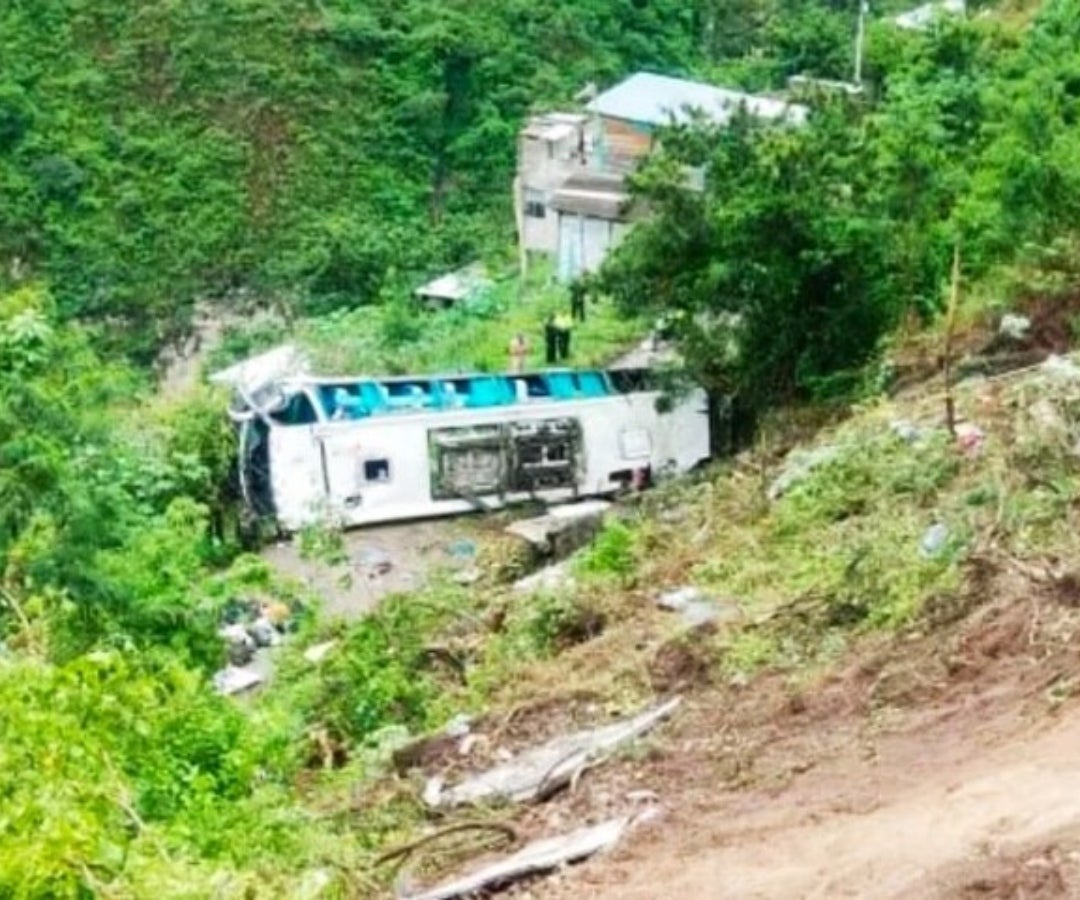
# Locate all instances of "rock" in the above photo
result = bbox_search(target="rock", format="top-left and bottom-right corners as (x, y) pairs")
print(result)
(513, 560), (576, 594)
(220, 623), (256, 665)
(999, 313), (1032, 341)
(506, 501), (612, 558)
(213, 665), (263, 696)
(1042, 354), (1080, 381)
(919, 523), (950, 559)
(768, 446), (841, 500)
(303, 640), (337, 664)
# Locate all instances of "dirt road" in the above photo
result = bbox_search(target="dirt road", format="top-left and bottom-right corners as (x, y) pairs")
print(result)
(562, 712), (1080, 898)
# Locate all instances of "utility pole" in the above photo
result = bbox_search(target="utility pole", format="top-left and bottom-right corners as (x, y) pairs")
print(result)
(854, 0), (870, 87)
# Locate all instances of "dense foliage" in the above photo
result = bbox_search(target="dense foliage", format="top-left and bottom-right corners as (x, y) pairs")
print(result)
(0, 0), (709, 360)
(601, 3), (1080, 408)
(8, 0), (1080, 894)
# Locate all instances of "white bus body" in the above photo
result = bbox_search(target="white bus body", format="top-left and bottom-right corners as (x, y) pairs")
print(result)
(214, 350), (710, 530)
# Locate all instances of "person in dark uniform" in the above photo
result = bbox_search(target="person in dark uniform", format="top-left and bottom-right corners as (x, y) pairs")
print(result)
(554, 310), (573, 360)
(544, 314), (559, 365)
(569, 277), (587, 322)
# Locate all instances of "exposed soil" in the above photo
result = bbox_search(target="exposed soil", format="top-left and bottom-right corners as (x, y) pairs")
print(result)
(261, 518), (485, 618)
(502, 557), (1080, 900)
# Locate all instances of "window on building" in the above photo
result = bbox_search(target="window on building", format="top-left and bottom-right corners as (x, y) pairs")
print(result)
(524, 189), (546, 219)
(364, 459), (391, 482)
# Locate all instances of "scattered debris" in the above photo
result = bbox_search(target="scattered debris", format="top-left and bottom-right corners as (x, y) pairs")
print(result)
(890, 419), (923, 444)
(402, 817), (629, 900)
(212, 665), (264, 696)
(767, 446), (841, 500)
(1042, 354), (1080, 381)
(956, 422), (986, 456)
(505, 501), (612, 558)
(444, 713), (472, 739)
(451, 567), (481, 586)
(446, 539), (478, 560)
(656, 586), (739, 628)
(303, 640), (337, 664)
(513, 560), (576, 594)
(425, 697), (681, 808)
(358, 547), (394, 577)
(249, 615), (280, 648)
(999, 313), (1032, 341)
(220, 623), (256, 665)
(920, 523), (950, 560)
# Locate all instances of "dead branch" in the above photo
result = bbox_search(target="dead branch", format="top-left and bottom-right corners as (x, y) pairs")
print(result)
(374, 821), (521, 868)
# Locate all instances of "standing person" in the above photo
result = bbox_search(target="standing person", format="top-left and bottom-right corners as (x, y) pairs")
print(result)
(554, 309), (573, 361)
(508, 332), (528, 373)
(569, 277), (587, 322)
(544, 314), (559, 365)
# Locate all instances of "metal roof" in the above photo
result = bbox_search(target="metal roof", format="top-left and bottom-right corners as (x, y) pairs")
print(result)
(414, 262), (492, 303)
(586, 72), (808, 128)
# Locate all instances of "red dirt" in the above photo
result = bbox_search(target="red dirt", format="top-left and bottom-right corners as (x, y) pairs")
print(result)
(525, 560), (1080, 899)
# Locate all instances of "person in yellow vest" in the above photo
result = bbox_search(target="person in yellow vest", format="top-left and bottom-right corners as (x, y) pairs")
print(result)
(554, 310), (573, 361)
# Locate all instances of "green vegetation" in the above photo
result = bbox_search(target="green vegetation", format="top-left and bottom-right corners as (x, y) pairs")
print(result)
(601, 1), (1080, 410)
(0, 0), (706, 361)
(10, 0), (1080, 894)
(209, 262), (645, 376)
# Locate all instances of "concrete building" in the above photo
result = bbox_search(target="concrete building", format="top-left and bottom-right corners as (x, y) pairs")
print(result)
(516, 113), (589, 257)
(549, 172), (632, 283)
(516, 73), (808, 283)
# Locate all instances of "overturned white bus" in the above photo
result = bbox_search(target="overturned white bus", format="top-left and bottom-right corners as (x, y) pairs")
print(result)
(212, 346), (710, 530)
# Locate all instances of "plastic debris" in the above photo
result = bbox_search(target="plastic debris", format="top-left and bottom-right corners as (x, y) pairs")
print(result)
(919, 523), (950, 559)
(955, 423), (985, 457)
(248, 616), (280, 648)
(303, 640), (337, 664)
(768, 445), (841, 500)
(656, 586), (736, 628)
(444, 713), (472, 739)
(999, 313), (1032, 341)
(213, 665), (264, 696)
(890, 419), (922, 444)
(446, 539), (478, 560)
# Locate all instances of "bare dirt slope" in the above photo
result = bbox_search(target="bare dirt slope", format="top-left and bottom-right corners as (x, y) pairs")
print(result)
(537, 564), (1080, 900)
